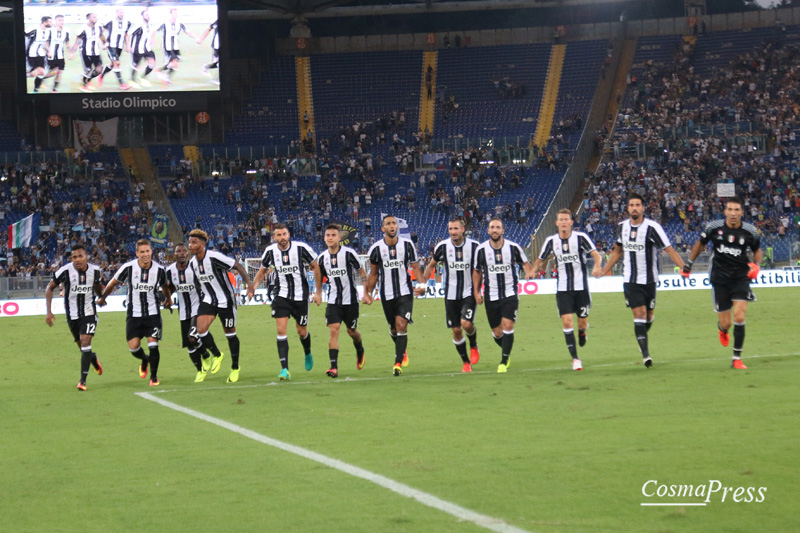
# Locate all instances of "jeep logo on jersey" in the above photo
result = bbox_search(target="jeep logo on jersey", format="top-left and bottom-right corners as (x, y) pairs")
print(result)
(132, 283), (153, 292)
(198, 274), (216, 283)
(72, 285), (94, 294)
(177, 283), (195, 292)
(327, 268), (348, 278)
(487, 264), (512, 273)
(716, 245), (743, 257)
(383, 259), (405, 269)
(448, 261), (471, 271)
(276, 265), (300, 275)
(557, 254), (580, 263)
(623, 241), (645, 252)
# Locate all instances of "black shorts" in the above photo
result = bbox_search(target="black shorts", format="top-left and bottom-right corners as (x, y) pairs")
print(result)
(126, 315), (163, 341)
(107, 47), (122, 61)
(711, 279), (756, 313)
(624, 283), (657, 310)
(381, 295), (414, 328)
(197, 301), (238, 329)
(180, 316), (199, 348)
(68, 315), (98, 343)
(165, 50), (181, 64)
(271, 296), (309, 326)
(133, 51), (155, 65)
(445, 296), (477, 328)
(46, 58), (65, 71)
(82, 53), (102, 73)
(556, 289), (592, 318)
(326, 303), (359, 330)
(484, 296), (519, 329)
(28, 56), (45, 70)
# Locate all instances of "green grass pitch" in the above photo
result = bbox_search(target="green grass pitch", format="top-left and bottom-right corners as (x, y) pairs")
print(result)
(2, 288), (798, 532)
(25, 23), (219, 94)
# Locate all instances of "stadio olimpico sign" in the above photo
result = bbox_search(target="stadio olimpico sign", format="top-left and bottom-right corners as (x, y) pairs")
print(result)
(50, 93), (209, 115)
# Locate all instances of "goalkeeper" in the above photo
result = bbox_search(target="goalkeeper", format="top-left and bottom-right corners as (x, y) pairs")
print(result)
(681, 197), (763, 369)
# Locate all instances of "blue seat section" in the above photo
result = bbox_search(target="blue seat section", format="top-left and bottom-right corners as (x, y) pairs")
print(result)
(0, 121), (23, 152)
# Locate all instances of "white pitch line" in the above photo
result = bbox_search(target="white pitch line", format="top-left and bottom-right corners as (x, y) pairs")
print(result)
(135, 391), (530, 533)
(149, 351), (800, 395)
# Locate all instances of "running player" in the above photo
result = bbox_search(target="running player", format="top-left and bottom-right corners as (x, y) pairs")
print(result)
(126, 9), (156, 87)
(196, 20), (220, 84)
(45, 244), (104, 391)
(596, 193), (686, 367)
(155, 8), (198, 86)
(250, 223), (321, 381)
(421, 218), (481, 372)
(98, 239), (172, 386)
(26, 16), (51, 92)
(681, 196), (762, 369)
(364, 215), (426, 376)
(45, 15), (69, 93)
(165, 243), (223, 382)
(100, 8), (131, 89)
(473, 217), (536, 373)
(314, 224), (367, 378)
(533, 209), (603, 370)
(188, 229), (253, 384)
(70, 13), (107, 93)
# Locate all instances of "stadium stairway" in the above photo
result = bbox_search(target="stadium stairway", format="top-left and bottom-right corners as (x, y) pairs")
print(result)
(132, 148), (184, 246)
(419, 51), (438, 137)
(119, 148), (137, 177)
(295, 56), (316, 142)
(533, 44), (566, 148)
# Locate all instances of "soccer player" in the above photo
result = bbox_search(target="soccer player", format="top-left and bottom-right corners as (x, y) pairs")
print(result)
(196, 20), (220, 85)
(126, 9), (156, 87)
(421, 218), (481, 372)
(45, 244), (104, 391)
(97, 239), (172, 386)
(165, 243), (223, 382)
(250, 223), (321, 381)
(25, 16), (52, 92)
(314, 224), (367, 378)
(681, 196), (762, 369)
(188, 229), (253, 383)
(70, 13), (107, 93)
(532, 209), (603, 371)
(100, 8), (131, 89)
(155, 8), (198, 86)
(473, 217), (536, 373)
(364, 215), (426, 376)
(596, 193), (685, 367)
(45, 15), (69, 93)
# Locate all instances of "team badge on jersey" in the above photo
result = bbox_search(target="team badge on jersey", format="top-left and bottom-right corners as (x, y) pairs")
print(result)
(728, 235), (735, 243)
(630, 230), (637, 239)
(563, 243), (569, 252)
(739, 237), (745, 245)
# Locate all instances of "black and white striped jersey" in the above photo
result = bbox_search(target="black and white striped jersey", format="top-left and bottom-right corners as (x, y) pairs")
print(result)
(189, 249), (237, 309)
(260, 241), (317, 302)
(48, 28), (70, 60)
(165, 262), (202, 320)
(317, 245), (362, 306)
(104, 18), (130, 50)
(113, 259), (167, 318)
(26, 28), (50, 58)
(77, 24), (104, 56)
(433, 238), (480, 300)
(52, 262), (102, 321)
(614, 219), (671, 285)
(538, 231), (597, 292)
(367, 237), (419, 301)
(158, 21), (187, 52)
(475, 239), (527, 302)
(128, 20), (152, 54)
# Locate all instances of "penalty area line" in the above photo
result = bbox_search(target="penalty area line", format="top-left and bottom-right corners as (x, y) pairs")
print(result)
(135, 391), (530, 533)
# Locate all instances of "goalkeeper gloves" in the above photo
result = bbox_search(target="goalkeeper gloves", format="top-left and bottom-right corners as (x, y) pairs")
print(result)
(747, 262), (760, 280)
(680, 260), (693, 278)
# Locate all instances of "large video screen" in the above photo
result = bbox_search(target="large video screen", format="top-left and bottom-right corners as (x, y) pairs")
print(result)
(21, 0), (220, 95)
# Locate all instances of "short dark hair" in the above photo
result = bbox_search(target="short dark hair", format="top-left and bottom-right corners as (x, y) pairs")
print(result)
(489, 217), (504, 227)
(42, 16), (52, 23)
(628, 193), (645, 205)
(71, 243), (86, 253)
(381, 214), (395, 224)
(725, 196), (743, 208)
(448, 217), (465, 226)
(325, 223), (342, 232)
(273, 223), (288, 231)
(136, 239), (152, 250)
(174, 243), (187, 250)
